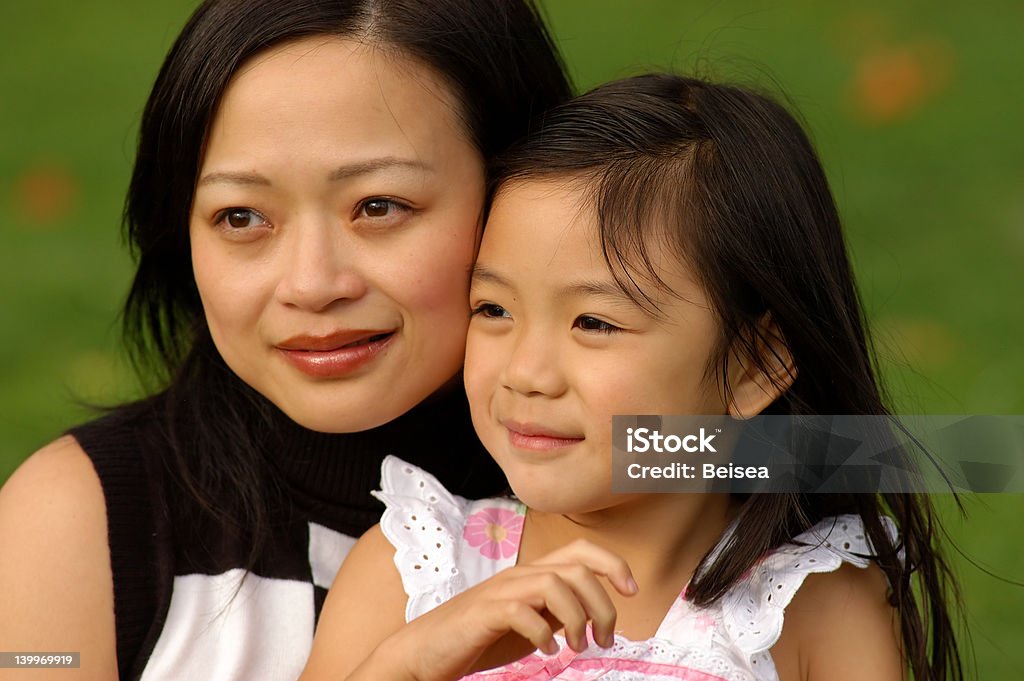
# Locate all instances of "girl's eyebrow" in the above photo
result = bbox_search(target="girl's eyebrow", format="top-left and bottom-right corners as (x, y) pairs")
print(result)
(197, 157), (433, 187)
(471, 264), (636, 307)
(557, 279), (633, 303)
(469, 264), (511, 288)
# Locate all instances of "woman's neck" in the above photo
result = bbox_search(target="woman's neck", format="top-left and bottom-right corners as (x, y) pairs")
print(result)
(264, 382), (504, 506)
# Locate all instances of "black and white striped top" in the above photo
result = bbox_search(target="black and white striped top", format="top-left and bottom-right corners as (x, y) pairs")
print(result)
(70, 389), (503, 681)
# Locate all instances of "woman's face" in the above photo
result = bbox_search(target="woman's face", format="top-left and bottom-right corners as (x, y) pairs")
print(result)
(190, 38), (485, 432)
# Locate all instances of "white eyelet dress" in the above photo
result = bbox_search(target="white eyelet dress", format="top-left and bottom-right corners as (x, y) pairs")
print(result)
(373, 456), (897, 681)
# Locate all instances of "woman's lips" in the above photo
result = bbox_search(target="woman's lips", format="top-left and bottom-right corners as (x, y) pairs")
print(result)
(276, 330), (395, 378)
(503, 420), (584, 451)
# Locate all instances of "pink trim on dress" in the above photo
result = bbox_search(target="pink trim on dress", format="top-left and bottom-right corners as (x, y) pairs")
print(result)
(465, 646), (730, 681)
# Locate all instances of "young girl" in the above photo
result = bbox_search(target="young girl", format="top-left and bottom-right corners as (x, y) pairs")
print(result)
(301, 74), (963, 681)
(0, 1), (569, 678)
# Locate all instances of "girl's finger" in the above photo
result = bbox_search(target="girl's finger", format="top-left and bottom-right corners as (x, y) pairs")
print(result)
(552, 562), (618, 648)
(531, 539), (639, 597)
(497, 602), (559, 656)
(523, 572), (590, 652)
(504, 565), (615, 651)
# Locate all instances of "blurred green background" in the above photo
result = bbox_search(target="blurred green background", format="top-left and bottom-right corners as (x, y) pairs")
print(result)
(1, 1), (1021, 677)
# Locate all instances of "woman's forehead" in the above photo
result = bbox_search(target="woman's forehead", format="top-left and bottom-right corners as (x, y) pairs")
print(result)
(201, 36), (479, 178)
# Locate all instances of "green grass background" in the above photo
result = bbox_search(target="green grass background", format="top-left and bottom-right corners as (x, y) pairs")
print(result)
(1, 1), (1021, 677)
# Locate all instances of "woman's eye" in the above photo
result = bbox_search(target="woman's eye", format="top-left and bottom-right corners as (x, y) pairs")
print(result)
(574, 315), (620, 333)
(472, 303), (511, 319)
(215, 208), (268, 230)
(358, 198), (408, 219)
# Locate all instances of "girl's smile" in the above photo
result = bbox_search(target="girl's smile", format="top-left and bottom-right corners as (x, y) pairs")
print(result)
(502, 419), (586, 451)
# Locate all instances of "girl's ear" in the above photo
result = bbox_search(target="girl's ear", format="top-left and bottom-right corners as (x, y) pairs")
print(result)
(726, 315), (796, 418)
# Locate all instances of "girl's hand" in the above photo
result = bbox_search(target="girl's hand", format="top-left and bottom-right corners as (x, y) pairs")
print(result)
(367, 538), (638, 681)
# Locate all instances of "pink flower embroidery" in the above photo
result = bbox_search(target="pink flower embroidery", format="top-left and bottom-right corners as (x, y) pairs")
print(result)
(463, 507), (524, 560)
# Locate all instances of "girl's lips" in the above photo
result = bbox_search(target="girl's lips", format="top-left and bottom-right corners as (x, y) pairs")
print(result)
(276, 331), (395, 378)
(503, 421), (584, 451)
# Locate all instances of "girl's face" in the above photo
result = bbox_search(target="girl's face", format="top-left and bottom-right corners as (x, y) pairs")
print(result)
(190, 38), (485, 432)
(465, 180), (728, 514)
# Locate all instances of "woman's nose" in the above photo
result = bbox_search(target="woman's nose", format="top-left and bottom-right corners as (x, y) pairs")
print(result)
(273, 217), (368, 311)
(500, 325), (567, 398)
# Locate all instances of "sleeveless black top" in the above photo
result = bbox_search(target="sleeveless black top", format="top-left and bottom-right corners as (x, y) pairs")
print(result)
(70, 385), (503, 680)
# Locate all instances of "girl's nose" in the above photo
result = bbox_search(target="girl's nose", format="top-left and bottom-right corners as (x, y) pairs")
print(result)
(274, 216), (368, 311)
(500, 325), (567, 398)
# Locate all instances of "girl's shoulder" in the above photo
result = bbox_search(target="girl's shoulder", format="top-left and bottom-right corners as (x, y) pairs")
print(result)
(714, 515), (897, 653)
(715, 515), (902, 681)
(372, 456), (525, 622)
(771, 559), (901, 680)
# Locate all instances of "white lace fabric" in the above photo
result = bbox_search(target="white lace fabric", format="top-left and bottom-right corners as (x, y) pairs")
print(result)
(373, 456), (895, 681)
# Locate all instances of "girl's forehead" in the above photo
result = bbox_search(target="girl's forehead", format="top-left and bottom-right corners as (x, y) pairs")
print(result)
(485, 180), (595, 249)
(480, 178), (708, 312)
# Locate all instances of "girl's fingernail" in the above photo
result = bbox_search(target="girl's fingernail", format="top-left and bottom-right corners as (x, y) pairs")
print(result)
(626, 577), (639, 594)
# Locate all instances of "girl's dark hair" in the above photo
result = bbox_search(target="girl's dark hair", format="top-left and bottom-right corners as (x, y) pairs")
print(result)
(120, 0), (571, 566)
(492, 74), (962, 681)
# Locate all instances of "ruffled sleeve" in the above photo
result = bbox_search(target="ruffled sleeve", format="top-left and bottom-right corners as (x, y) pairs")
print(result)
(372, 456), (525, 622)
(372, 455), (471, 622)
(720, 514), (899, 659)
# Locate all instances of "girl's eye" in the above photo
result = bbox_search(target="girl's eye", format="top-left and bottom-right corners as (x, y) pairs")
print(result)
(573, 315), (620, 333)
(358, 198), (408, 219)
(471, 303), (511, 319)
(215, 208), (268, 230)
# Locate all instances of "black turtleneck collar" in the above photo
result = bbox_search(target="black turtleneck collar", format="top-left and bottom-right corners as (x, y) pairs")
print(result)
(265, 386), (507, 517)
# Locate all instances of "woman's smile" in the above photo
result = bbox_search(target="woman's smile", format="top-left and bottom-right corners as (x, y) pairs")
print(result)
(275, 329), (397, 378)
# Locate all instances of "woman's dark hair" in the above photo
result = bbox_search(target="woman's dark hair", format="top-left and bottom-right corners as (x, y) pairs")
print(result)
(120, 0), (571, 567)
(491, 74), (963, 680)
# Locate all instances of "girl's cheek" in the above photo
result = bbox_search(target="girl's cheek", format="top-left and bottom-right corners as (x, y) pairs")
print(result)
(464, 335), (500, 398)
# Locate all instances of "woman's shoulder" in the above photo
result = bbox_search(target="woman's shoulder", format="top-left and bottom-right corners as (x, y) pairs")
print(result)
(0, 435), (109, 542)
(1, 434), (107, 521)
(3, 404), (172, 679)
(0, 435), (118, 676)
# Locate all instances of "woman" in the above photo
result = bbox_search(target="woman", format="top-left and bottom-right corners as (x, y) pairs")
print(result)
(0, 1), (571, 679)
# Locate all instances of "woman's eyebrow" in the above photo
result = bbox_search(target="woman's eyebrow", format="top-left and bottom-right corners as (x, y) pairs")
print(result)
(197, 171), (270, 187)
(197, 157), (433, 187)
(327, 157), (434, 181)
